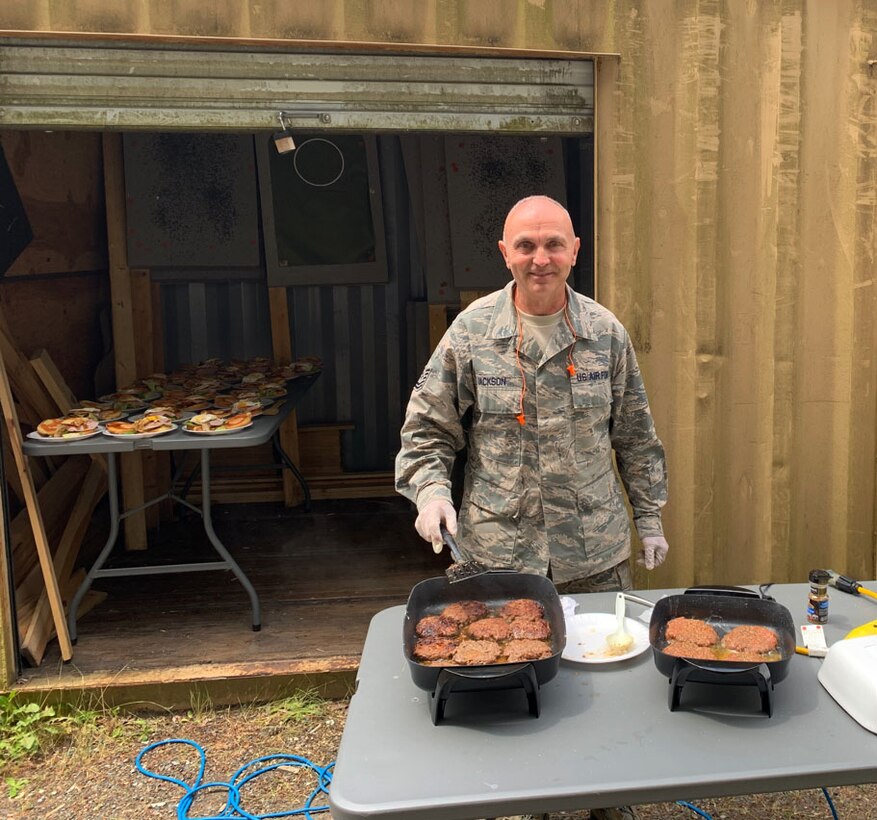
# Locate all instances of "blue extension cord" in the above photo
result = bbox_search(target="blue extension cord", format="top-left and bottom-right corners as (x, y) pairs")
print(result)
(677, 787), (839, 820)
(136, 740), (839, 820)
(135, 738), (334, 820)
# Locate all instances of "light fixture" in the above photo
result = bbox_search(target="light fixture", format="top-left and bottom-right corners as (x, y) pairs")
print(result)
(273, 113), (296, 154)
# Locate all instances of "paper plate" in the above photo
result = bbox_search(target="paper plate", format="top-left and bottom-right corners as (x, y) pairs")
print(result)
(562, 612), (651, 664)
(182, 421), (253, 435)
(102, 423), (178, 439)
(26, 429), (102, 443)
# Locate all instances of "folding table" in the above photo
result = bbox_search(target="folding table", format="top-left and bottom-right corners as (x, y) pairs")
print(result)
(22, 373), (318, 642)
(329, 581), (877, 820)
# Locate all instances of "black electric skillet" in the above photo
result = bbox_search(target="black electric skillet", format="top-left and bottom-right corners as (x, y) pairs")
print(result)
(403, 571), (566, 724)
(648, 585), (797, 714)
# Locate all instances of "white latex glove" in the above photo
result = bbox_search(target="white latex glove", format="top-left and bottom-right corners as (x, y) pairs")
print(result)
(638, 536), (669, 570)
(415, 499), (457, 554)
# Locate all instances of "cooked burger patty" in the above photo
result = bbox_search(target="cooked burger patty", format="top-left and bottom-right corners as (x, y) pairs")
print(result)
(467, 617), (512, 641)
(505, 639), (552, 663)
(415, 615), (459, 638)
(413, 637), (458, 662)
(665, 617), (718, 647)
(452, 640), (502, 665)
(721, 624), (778, 654)
(510, 616), (551, 640)
(662, 640), (717, 660)
(500, 598), (544, 620)
(441, 600), (490, 624)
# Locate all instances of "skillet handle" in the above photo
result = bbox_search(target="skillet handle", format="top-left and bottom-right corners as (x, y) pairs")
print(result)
(684, 584), (759, 599)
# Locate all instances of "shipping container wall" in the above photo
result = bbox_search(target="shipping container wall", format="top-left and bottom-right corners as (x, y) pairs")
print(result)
(1, 0), (875, 593)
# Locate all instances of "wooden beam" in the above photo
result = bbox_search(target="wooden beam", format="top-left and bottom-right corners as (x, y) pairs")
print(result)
(0, 453), (18, 687)
(0, 349), (72, 661)
(19, 463), (106, 665)
(268, 287), (303, 507)
(131, 268), (160, 528)
(0, 307), (59, 423)
(428, 304), (448, 352)
(10, 458), (87, 597)
(103, 133), (147, 550)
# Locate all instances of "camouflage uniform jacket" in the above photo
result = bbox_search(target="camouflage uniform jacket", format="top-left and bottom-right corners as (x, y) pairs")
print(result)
(395, 282), (667, 583)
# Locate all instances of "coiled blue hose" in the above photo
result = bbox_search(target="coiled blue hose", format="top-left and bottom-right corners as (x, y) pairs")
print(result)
(135, 738), (334, 820)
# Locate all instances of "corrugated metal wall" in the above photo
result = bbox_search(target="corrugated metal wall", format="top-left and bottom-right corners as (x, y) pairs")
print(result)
(159, 137), (419, 472)
(2, 0), (876, 591)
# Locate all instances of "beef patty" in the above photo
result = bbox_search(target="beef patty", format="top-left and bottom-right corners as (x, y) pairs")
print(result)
(413, 637), (458, 662)
(721, 624), (778, 654)
(509, 616), (551, 640)
(415, 615), (459, 638)
(452, 640), (502, 665)
(665, 617), (718, 647)
(441, 600), (490, 624)
(468, 617), (512, 641)
(500, 598), (544, 620)
(661, 640), (717, 661)
(505, 639), (552, 663)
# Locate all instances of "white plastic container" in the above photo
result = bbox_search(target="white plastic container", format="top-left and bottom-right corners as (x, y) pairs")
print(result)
(817, 635), (877, 733)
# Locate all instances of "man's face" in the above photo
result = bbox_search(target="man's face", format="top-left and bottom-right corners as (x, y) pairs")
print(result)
(498, 198), (580, 314)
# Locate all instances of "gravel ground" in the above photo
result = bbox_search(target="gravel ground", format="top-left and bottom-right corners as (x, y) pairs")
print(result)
(0, 697), (873, 819)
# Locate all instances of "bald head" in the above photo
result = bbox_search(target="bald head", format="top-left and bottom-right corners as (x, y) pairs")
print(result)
(502, 196), (574, 243)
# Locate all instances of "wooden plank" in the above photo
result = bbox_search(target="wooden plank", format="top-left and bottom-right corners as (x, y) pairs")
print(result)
(428, 303), (449, 352)
(0, 349), (72, 661)
(130, 268), (161, 528)
(103, 133), (147, 550)
(0, 450), (17, 687)
(268, 287), (303, 507)
(0, 308), (58, 423)
(3, 435), (26, 505)
(28, 349), (79, 411)
(18, 461), (106, 665)
(10, 458), (87, 594)
(459, 290), (490, 309)
(148, 278), (173, 521)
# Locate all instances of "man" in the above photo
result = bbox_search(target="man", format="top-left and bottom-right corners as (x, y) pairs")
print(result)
(395, 196), (668, 820)
(397, 195), (668, 591)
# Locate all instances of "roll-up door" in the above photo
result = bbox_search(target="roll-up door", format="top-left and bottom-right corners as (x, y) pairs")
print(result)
(0, 39), (593, 135)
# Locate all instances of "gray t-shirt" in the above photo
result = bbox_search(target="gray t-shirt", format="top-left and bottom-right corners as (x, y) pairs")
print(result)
(518, 305), (565, 356)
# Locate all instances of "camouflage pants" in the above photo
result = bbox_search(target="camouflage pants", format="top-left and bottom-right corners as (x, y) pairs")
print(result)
(551, 560), (632, 594)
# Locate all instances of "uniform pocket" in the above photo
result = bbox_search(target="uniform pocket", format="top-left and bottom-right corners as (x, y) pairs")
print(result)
(576, 470), (629, 558)
(459, 478), (521, 566)
(571, 381), (611, 463)
(472, 377), (523, 465)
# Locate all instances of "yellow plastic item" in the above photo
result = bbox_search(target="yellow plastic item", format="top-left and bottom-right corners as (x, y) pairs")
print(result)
(845, 619), (877, 640)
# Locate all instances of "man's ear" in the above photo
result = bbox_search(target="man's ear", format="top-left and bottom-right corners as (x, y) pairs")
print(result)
(498, 240), (509, 267)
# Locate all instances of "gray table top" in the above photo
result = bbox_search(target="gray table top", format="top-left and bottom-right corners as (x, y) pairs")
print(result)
(21, 374), (318, 456)
(329, 581), (877, 820)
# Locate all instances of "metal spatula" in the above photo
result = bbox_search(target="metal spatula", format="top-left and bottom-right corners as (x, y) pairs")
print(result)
(440, 524), (490, 584)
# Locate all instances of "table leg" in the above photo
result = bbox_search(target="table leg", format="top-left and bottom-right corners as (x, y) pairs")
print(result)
(271, 433), (311, 511)
(67, 452), (120, 644)
(199, 449), (261, 631)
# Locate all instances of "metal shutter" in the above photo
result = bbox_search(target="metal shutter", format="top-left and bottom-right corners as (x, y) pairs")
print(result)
(0, 39), (593, 134)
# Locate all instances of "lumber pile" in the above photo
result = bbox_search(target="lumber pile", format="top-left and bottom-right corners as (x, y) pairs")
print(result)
(0, 308), (107, 666)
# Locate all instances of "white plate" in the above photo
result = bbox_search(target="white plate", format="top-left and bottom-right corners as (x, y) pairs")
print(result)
(101, 423), (178, 439)
(562, 612), (651, 664)
(182, 421), (254, 435)
(27, 429), (102, 443)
